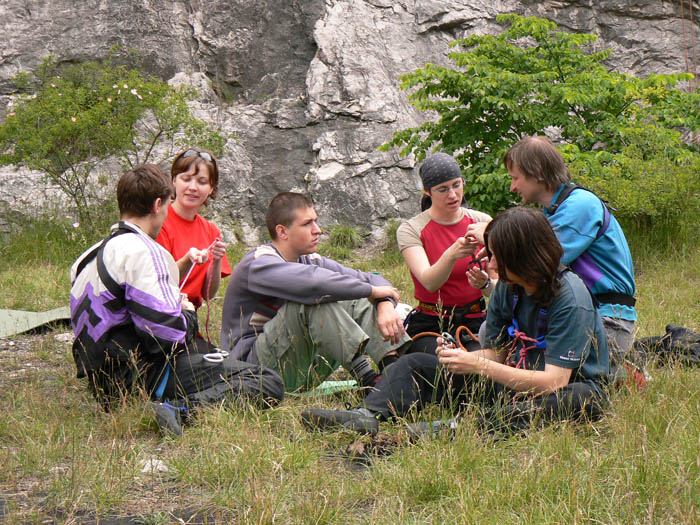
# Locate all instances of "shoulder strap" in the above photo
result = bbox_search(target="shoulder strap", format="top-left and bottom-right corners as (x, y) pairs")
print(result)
(73, 222), (140, 306)
(545, 182), (579, 215)
(545, 183), (614, 240)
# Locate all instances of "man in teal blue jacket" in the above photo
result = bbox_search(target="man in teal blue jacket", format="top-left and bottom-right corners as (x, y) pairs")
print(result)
(502, 135), (636, 364)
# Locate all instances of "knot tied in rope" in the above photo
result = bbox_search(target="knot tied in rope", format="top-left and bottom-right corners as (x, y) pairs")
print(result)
(506, 325), (546, 370)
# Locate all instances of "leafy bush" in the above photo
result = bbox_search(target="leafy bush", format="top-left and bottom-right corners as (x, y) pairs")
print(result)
(565, 127), (700, 227)
(0, 52), (226, 228)
(381, 14), (700, 218)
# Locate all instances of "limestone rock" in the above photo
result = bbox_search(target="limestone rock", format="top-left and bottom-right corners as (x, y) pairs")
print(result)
(0, 0), (696, 243)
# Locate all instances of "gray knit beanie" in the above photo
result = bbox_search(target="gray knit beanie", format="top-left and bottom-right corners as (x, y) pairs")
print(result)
(419, 153), (462, 190)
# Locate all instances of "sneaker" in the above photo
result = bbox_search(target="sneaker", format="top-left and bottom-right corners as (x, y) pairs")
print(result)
(300, 408), (379, 435)
(406, 418), (460, 440)
(149, 401), (184, 436)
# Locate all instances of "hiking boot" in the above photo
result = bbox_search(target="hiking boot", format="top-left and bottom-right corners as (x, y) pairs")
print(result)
(149, 401), (185, 436)
(406, 418), (460, 441)
(301, 408), (380, 435)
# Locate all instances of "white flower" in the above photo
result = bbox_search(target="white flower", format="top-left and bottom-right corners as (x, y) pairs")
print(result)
(113, 84), (118, 89)
(71, 117), (77, 122)
(7, 112), (14, 117)
(107, 98), (112, 103)
(65, 215), (72, 219)
(72, 222), (80, 228)
(123, 84), (128, 89)
(137, 94), (142, 100)
(130, 88), (138, 95)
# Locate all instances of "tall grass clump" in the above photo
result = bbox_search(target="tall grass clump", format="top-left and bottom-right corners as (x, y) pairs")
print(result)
(318, 224), (363, 260)
(0, 205), (118, 310)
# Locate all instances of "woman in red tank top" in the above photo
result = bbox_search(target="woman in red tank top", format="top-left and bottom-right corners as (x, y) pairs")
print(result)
(397, 153), (495, 354)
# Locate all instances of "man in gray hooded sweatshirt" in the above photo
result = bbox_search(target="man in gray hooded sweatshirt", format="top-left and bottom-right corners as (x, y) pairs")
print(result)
(221, 192), (412, 392)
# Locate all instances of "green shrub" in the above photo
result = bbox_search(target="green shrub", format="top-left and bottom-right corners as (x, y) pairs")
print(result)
(381, 14), (700, 218)
(0, 51), (226, 229)
(317, 224), (363, 260)
(564, 126), (700, 242)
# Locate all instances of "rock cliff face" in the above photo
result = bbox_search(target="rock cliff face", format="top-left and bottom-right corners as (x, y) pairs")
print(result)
(0, 0), (695, 242)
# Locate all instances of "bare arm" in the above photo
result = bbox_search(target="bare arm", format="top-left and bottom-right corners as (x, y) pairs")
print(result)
(437, 345), (572, 396)
(402, 237), (477, 293)
(176, 247), (208, 281)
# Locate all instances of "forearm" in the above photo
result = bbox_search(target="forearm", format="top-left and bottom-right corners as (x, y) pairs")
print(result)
(413, 250), (460, 293)
(439, 345), (571, 396)
(476, 361), (560, 395)
(176, 254), (192, 281)
(249, 259), (373, 304)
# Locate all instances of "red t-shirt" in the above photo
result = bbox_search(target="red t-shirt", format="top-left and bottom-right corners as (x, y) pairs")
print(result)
(155, 207), (232, 309)
(397, 208), (491, 307)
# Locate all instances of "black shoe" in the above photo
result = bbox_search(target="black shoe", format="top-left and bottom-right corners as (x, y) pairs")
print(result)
(301, 408), (379, 435)
(149, 401), (185, 436)
(406, 418), (460, 440)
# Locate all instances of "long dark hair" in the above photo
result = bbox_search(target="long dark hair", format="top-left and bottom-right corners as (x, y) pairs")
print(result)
(485, 207), (563, 305)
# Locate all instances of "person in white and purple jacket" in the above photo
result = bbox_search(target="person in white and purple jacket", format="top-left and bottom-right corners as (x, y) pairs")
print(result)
(70, 165), (283, 435)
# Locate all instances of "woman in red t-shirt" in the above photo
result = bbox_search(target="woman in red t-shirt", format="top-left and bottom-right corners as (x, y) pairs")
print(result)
(397, 153), (495, 354)
(155, 148), (232, 310)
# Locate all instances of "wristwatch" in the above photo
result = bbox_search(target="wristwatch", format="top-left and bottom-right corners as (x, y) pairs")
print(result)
(479, 277), (492, 290)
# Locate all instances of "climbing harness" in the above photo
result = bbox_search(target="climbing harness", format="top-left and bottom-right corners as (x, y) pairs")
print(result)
(505, 294), (548, 370)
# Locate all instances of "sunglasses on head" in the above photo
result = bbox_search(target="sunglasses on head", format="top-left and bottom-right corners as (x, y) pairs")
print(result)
(182, 149), (214, 163)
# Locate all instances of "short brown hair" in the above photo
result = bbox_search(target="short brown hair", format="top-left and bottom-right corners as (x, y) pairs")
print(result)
(266, 192), (314, 239)
(503, 136), (570, 192)
(485, 206), (563, 306)
(171, 148), (219, 201)
(117, 164), (174, 218)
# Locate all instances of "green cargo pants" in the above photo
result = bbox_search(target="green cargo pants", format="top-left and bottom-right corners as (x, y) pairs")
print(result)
(254, 298), (411, 392)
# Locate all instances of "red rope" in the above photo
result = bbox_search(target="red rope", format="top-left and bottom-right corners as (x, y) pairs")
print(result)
(202, 238), (220, 343)
(504, 329), (541, 370)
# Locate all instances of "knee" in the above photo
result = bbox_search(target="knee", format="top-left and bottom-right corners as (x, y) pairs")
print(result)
(389, 353), (439, 376)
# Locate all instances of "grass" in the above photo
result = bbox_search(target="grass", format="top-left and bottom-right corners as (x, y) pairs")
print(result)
(2, 214), (700, 522)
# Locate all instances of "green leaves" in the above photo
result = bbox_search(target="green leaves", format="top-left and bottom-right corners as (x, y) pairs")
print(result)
(0, 55), (226, 227)
(382, 13), (700, 218)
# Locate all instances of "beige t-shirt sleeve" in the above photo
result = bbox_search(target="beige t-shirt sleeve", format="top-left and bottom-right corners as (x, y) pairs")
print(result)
(396, 211), (432, 252)
(463, 208), (492, 223)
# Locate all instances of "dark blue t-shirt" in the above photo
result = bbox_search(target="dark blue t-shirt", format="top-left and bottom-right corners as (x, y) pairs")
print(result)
(484, 271), (610, 389)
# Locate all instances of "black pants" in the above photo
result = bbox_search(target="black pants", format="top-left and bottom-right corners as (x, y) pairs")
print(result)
(89, 337), (284, 411)
(405, 309), (484, 355)
(364, 353), (607, 433)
